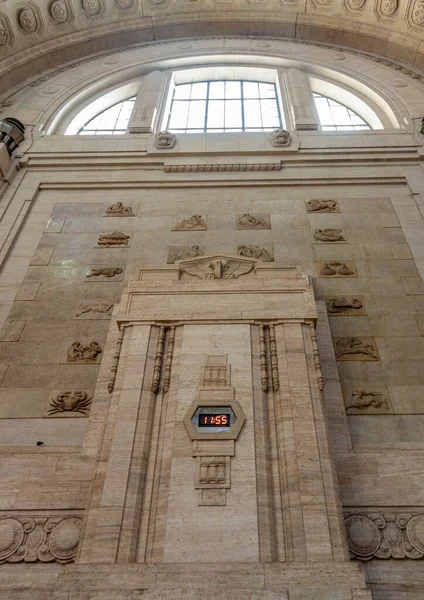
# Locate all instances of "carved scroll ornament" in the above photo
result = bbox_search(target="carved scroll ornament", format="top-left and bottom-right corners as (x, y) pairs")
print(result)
(0, 515), (82, 564)
(345, 512), (424, 560)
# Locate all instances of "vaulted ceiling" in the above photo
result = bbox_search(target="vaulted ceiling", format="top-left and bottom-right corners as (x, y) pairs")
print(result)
(0, 0), (424, 96)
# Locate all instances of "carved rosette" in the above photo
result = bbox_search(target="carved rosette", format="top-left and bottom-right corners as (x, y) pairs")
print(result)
(311, 0), (333, 6)
(0, 516), (82, 563)
(346, 0), (366, 8)
(114, 0), (135, 7)
(411, 0), (424, 25)
(345, 513), (424, 560)
(50, 0), (71, 23)
(380, 0), (398, 15)
(17, 6), (40, 34)
(82, 0), (103, 16)
(0, 13), (13, 46)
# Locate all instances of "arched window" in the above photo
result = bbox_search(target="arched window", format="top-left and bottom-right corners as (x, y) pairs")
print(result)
(167, 81), (282, 133)
(313, 93), (371, 131)
(77, 97), (136, 135)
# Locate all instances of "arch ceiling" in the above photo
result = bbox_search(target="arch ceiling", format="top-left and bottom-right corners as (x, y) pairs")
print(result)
(1, 0), (424, 96)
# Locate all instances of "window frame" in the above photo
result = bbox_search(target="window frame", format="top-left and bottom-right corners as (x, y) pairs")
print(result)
(166, 79), (283, 134)
(312, 93), (371, 132)
(76, 97), (136, 135)
(309, 76), (384, 131)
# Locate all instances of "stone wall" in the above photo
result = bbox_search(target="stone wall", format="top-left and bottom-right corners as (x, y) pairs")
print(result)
(1, 38), (424, 599)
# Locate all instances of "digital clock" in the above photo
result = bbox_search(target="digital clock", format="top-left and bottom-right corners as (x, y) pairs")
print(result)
(198, 413), (231, 428)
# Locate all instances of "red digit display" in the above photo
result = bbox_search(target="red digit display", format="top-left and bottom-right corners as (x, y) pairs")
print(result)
(198, 414), (231, 428)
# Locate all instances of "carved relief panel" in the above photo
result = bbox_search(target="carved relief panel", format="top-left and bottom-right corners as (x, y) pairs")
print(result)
(0, 514), (83, 564)
(236, 213), (271, 229)
(317, 260), (357, 277)
(325, 296), (366, 315)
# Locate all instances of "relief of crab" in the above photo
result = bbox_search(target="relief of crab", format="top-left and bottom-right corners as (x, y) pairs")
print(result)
(47, 391), (92, 416)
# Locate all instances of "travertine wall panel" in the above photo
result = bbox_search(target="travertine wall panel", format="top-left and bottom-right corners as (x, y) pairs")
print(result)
(0, 170), (423, 598)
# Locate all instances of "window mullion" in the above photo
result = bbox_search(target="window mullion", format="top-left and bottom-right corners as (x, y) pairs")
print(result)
(241, 81), (245, 132)
(204, 82), (210, 133)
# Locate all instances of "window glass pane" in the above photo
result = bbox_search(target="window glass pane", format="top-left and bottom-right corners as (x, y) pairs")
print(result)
(225, 81), (241, 99)
(332, 105), (349, 122)
(207, 100), (225, 128)
(78, 97), (135, 135)
(97, 104), (120, 130)
(225, 99), (242, 128)
(243, 99), (262, 128)
(313, 93), (370, 131)
(209, 81), (225, 99)
(173, 84), (191, 100)
(190, 82), (207, 99)
(115, 100), (134, 130)
(168, 101), (189, 130)
(167, 80), (282, 133)
(348, 112), (365, 125)
(243, 81), (259, 99)
(187, 100), (206, 128)
(259, 83), (276, 98)
(260, 99), (280, 128)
